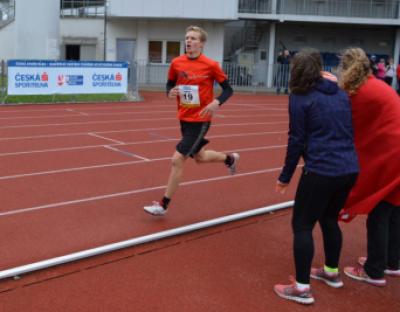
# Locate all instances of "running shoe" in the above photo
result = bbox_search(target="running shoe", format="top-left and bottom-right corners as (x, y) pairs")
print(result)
(310, 267), (344, 288)
(226, 153), (240, 175)
(274, 278), (314, 305)
(358, 256), (400, 277)
(144, 201), (167, 216)
(344, 265), (386, 287)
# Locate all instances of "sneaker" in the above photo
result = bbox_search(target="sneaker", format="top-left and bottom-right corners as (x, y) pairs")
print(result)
(274, 279), (314, 305)
(344, 265), (386, 287)
(310, 267), (344, 288)
(144, 201), (167, 216)
(226, 153), (240, 175)
(358, 256), (400, 277)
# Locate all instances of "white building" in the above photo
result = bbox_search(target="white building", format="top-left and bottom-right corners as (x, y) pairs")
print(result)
(1, 0), (400, 88)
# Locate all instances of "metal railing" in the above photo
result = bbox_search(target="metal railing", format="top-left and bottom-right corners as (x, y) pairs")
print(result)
(239, 0), (273, 14)
(239, 0), (400, 19)
(0, 59), (6, 103)
(60, 0), (105, 17)
(134, 61), (335, 90)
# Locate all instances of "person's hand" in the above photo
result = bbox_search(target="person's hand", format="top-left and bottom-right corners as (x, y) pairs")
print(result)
(199, 99), (219, 117)
(275, 180), (289, 194)
(168, 86), (179, 99)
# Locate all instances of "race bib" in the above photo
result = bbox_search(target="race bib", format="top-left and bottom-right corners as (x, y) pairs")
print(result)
(179, 85), (200, 107)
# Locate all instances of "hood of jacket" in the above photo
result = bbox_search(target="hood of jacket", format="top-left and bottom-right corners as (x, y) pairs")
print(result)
(314, 78), (338, 95)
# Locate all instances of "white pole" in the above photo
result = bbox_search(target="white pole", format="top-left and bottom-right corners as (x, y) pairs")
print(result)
(0, 201), (293, 280)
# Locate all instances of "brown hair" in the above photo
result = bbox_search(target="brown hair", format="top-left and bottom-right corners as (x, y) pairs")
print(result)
(289, 48), (323, 94)
(185, 25), (208, 42)
(338, 48), (371, 95)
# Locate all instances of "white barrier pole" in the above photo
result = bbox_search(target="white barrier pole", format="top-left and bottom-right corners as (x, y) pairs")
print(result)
(0, 201), (293, 280)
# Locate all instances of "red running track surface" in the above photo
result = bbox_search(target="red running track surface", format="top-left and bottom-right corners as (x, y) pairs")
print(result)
(0, 92), (398, 311)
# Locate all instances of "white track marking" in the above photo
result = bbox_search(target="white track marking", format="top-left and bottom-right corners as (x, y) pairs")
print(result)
(0, 113), (285, 130)
(0, 131), (287, 157)
(0, 121), (288, 141)
(0, 107), (285, 121)
(103, 146), (150, 161)
(0, 145), (286, 180)
(0, 167), (284, 217)
(88, 132), (125, 144)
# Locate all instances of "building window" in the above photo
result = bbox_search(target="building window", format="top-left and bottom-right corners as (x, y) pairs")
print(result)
(149, 41), (162, 63)
(149, 40), (183, 64)
(166, 41), (180, 63)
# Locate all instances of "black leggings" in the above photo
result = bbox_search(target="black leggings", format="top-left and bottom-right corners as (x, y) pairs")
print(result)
(292, 170), (358, 284)
(365, 201), (400, 278)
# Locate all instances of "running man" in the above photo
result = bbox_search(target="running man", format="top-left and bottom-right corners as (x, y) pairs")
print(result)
(144, 25), (237, 216)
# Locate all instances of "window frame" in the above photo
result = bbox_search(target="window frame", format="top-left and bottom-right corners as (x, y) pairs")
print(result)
(148, 40), (184, 65)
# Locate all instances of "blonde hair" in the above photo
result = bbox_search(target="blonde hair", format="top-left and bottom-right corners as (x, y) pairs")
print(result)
(338, 48), (371, 95)
(185, 25), (208, 42)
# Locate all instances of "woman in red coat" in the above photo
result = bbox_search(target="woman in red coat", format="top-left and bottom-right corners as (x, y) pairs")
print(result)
(338, 48), (400, 286)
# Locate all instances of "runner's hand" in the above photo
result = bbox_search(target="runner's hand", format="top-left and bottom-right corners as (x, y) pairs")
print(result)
(275, 180), (289, 194)
(200, 99), (219, 117)
(168, 86), (179, 99)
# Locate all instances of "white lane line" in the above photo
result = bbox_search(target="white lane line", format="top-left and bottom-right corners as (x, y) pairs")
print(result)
(104, 145), (150, 161)
(0, 117), (177, 130)
(88, 132), (125, 144)
(0, 113), (285, 130)
(0, 130), (287, 157)
(0, 107), (283, 121)
(0, 145), (286, 180)
(0, 167), (284, 217)
(0, 121), (287, 141)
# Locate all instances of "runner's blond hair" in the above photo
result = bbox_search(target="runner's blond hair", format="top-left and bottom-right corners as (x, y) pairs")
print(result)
(186, 25), (208, 42)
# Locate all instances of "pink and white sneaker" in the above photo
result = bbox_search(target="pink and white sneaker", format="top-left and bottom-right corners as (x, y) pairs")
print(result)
(310, 267), (343, 288)
(358, 256), (400, 277)
(344, 265), (386, 287)
(274, 278), (314, 305)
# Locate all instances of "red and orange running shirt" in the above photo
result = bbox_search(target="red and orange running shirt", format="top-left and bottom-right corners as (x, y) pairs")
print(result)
(168, 54), (228, 122)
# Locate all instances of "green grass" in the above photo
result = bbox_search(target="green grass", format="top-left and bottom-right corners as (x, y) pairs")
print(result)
(0, 76), (137, 104)
(3, 93), (127, 104)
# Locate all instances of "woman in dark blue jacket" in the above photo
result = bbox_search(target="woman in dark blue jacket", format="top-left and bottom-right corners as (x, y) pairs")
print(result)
(274, 49), (359, 305)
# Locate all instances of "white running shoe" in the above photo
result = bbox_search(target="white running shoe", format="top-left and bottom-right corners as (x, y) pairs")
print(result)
(144, 201), (167, 216)
(227, 153), (240, 175)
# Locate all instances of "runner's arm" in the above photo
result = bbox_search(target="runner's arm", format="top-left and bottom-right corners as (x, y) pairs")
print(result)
(216, 80), (233, 106)
(166, 79), (177, 96)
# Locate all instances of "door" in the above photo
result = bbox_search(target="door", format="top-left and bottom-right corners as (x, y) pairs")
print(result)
(116, 39), (135, 62)
(116, 39), (136, 89)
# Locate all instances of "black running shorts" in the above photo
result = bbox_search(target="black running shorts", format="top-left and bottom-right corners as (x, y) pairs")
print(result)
(176, 121), (211, 157)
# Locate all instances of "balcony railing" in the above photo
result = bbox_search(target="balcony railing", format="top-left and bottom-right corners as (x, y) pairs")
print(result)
(239, 0), (273, 14)
(239, 0), (400, 19)
(60, 0), (105, 17)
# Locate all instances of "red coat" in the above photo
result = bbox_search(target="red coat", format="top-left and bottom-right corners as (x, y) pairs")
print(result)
(340, 76), (400, 222)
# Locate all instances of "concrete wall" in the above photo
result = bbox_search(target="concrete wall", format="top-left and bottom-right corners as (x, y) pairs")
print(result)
(0, 21), (15, 59)
(275, 22), (394, 56)
(60, 18), (105, 60)
(108, 0), (238, 20)
(14, 0), (60, 59)
(106, 19), (226, 63)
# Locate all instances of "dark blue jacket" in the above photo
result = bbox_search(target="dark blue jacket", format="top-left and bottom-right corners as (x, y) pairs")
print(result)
(279, 79), (359, 183)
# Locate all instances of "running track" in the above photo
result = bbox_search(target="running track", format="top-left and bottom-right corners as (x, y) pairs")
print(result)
(0, 92), (398, 311)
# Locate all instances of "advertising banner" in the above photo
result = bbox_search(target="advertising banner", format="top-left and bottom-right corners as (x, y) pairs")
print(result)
(7, 60), (128, 95)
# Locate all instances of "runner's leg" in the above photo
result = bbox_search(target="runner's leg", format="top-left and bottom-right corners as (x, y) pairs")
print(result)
(164, 151), (187, 199)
